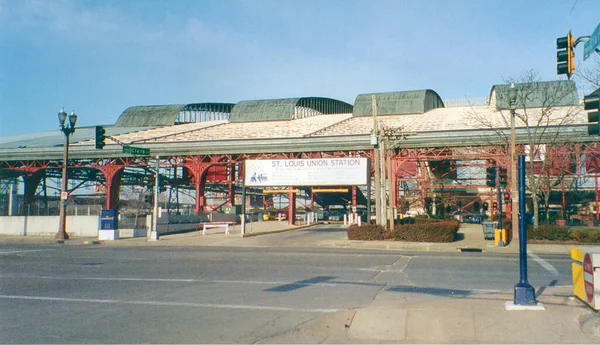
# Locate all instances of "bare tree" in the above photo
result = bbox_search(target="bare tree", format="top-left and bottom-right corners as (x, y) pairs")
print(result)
(118, 185), (151, 228)
(468, 70), (582, 229)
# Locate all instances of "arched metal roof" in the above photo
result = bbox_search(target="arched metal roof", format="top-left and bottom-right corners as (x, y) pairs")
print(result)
(181, 103), (235, 113)
(116, 103), (236, 127)
(353, 90), (445, 117)
(229, 97), (353, 122)
(489, 80), (579, 110)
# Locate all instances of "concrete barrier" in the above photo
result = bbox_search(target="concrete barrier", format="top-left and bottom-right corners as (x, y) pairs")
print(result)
(0, 215), (99, 237)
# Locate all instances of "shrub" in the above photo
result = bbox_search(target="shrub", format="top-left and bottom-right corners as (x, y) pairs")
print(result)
(347, 224), (386, 240)
(413, 217), (445, 224)
(387, 220), (460, 242)
(527, 225), (571, 241)
(571, 229), (600, 243)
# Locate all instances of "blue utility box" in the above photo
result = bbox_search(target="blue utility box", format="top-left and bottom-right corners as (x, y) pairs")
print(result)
(100, 210), (117, 230)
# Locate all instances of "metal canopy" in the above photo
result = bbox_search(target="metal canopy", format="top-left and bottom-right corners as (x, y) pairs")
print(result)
(116, 105), (187, 127)
(230, 97), (353, 122)
(353, 90), (445, 117)
(489, 80), (579, 110)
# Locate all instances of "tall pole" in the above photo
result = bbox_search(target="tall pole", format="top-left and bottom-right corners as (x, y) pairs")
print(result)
(387, 145), (394, 229)
(372, 95), (382, 226)
(149, 156), (160, 241)
(367, 158), (372, 223)
(510, 106), (519, 240)
(241, 183), (246, 236)
(379, 138), (387, 227)
(57, 133), (70, 240)
(497, 167), (502, 230)
(595, 174), (599, 223)
(514, 155), (536, 305)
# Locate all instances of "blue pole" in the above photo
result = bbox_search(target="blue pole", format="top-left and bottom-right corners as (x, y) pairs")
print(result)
(514, 155), (536, 305)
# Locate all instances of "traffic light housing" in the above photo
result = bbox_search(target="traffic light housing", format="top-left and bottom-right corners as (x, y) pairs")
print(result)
(95, 126), (106, 149)
(499, 168), (508, 188)
(482, 202), (489, 211)
(585, 93), (600, 136)
(486, 167), (496, 187)
(557, 32), (575, 77)
(492, 201), (498, 209)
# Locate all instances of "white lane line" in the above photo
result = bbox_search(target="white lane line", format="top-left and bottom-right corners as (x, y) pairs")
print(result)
(0, 295), (340, 313)
(528, 252), (560, 277)
(8, 275), (344, 287)
(0, 249), (56, 255)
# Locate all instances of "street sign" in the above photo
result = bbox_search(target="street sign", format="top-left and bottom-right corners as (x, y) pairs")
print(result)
(584, 22), (600, 60)
(584, 253), (594, 304)
(123, 145), (150, 156)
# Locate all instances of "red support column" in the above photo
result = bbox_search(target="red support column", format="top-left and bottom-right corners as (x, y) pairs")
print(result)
(95, 165), (124, 210)
(288, 187), (296, 225)
(22, 170), (43, 205)
(193, 173), (207, 215)
(227, 164), (234, 206)
(182, 160), (211, 215)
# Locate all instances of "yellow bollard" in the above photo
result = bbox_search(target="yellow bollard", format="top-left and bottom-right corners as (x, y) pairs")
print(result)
(494, 229), (507, 247)
(571, 248), (585, 302)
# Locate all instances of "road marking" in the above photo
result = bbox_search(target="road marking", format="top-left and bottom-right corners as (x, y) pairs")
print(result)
(0, 249), (55, 255)
(0, 294), (340, 313)
(7, 275), (375, 287)
(528, 252), (560, 277)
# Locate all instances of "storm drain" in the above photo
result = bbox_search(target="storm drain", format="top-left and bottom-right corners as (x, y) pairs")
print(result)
(458, 247), (483, 252)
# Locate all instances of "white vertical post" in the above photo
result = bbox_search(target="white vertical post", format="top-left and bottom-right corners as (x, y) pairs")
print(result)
(149, 156), (159, 241)
(241, 216), (245, 236)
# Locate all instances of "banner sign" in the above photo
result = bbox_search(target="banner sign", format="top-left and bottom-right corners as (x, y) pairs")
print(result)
(244, 158), (368, 186)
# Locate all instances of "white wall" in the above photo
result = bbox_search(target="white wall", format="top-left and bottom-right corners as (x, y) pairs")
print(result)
(0, 216), (100, 237)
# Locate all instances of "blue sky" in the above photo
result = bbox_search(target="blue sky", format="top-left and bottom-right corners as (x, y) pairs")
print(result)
(1, 0), (599, 137)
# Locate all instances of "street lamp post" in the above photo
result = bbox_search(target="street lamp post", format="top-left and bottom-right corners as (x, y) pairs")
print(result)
(513, 155), (536, 305)
(57, 107), (77, 240)
(508, 84), (519, 240)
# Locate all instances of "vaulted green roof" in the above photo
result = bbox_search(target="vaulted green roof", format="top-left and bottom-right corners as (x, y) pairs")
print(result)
(116, 105), (186, 127)
(353, 90), (445, 117)
(489, 80), (579, 110)
(230, 97), (353, 122)
(116, 103), (235, 127)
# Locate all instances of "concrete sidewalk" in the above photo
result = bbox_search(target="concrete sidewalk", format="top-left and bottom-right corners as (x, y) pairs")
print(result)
(259, 286), (600, 344)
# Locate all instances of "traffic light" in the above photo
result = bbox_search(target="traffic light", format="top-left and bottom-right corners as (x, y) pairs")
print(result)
(557, 32), (575, 77)
(585, 93), (600, 136)
(95, 126), (106, 149)
(503, 192), (511, 202)
(486, 166), (496, 187)
(492, 201), (498, 209)
(483, 202), (489, 212)
(499, 168), (508, 188)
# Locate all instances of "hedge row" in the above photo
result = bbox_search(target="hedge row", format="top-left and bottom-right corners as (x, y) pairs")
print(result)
(527, 225), (600, 243)
(347, 224), (386, 241)
(387, 220), (460, 242)
(346, 220), (460, 242)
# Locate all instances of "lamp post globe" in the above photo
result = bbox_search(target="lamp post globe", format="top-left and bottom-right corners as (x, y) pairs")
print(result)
(508, 83), (518, 105)
(58, 107), (67, 126)
(57, 107), (77, 240)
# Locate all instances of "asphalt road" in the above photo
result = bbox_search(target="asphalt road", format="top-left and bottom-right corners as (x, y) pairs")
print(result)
(0, 226), (573, 343)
